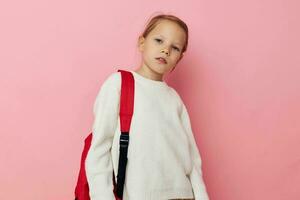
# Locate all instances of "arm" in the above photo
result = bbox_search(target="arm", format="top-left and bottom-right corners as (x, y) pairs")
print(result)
(85, 73), (120, 200)
(181, 103), (210, 200)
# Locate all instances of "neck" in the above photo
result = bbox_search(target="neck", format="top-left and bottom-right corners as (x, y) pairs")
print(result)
(134, 65), (164, 82)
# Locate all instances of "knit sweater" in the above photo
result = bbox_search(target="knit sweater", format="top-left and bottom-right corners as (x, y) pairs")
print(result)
(85, 69), (210, 200)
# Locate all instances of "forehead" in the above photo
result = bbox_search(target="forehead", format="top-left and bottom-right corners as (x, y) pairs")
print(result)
(148, 20), (186, 45)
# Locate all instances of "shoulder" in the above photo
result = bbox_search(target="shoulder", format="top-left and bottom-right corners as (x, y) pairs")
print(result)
(168, 86), (185, 112)
(100, 71), (122, 91)
(102, 71), (121, 87)
(93, 71), (121, 107)
(93, 71), (122, 101)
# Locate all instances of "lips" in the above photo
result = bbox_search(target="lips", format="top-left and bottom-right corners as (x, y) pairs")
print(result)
(156, 57), (167, 64)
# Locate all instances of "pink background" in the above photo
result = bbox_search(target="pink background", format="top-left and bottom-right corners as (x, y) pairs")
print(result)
(1, 0), (299, 199)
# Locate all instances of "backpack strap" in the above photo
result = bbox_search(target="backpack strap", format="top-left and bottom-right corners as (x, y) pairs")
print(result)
(113, 69), (135, 200)
(118, 69), (135, 133)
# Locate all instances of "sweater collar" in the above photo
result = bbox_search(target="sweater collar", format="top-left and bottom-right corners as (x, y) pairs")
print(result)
(129, 70), (168, 88)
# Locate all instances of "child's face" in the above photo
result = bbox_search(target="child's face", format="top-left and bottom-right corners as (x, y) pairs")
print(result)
(138, 20), (186, 75)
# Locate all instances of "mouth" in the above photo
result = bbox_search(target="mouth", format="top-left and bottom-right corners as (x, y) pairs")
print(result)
(155, 57), (167, 64)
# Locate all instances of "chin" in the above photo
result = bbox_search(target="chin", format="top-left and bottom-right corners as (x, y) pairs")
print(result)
(152, 67), (168, 75)
(144, 60), (169, 74)
(153, 65), (171, 74)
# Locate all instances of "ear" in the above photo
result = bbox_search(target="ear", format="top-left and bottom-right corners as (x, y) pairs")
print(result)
(138, 36), (146, 52)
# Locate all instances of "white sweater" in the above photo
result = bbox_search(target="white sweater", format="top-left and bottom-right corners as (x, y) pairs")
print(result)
(85, 69), (210, 200)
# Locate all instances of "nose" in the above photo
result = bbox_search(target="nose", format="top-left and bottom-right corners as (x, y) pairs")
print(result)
(160, 48), (170, 56)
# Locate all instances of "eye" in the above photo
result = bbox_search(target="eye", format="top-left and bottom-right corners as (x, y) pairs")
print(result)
(155, 38), (162, 43)
(155, 38), (181, 52)
(173, 46), (180, 51)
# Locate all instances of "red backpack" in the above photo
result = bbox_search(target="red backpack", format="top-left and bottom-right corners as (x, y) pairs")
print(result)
(74, 69), (135, 200)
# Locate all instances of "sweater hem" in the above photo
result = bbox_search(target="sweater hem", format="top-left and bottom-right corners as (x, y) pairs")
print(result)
(123, 187), (194, 200)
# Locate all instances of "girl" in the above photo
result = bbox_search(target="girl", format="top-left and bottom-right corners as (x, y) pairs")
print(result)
(85, 14), (210, 200)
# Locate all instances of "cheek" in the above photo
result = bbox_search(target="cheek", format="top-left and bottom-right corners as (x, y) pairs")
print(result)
(142, 48), (155, 61)
(144, 46), (157, 57)
(171, 53), (181, 61)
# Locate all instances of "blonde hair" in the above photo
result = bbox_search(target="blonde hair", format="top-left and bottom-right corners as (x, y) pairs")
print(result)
(139, 13), (189, 54)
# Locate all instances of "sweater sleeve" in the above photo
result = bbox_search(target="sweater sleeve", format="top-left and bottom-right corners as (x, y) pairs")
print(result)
(180, 103), (210, 200)
(85, 72), (120, 200)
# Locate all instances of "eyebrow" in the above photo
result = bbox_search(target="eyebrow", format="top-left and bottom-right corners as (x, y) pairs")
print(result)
(156, 34), (183, 46)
